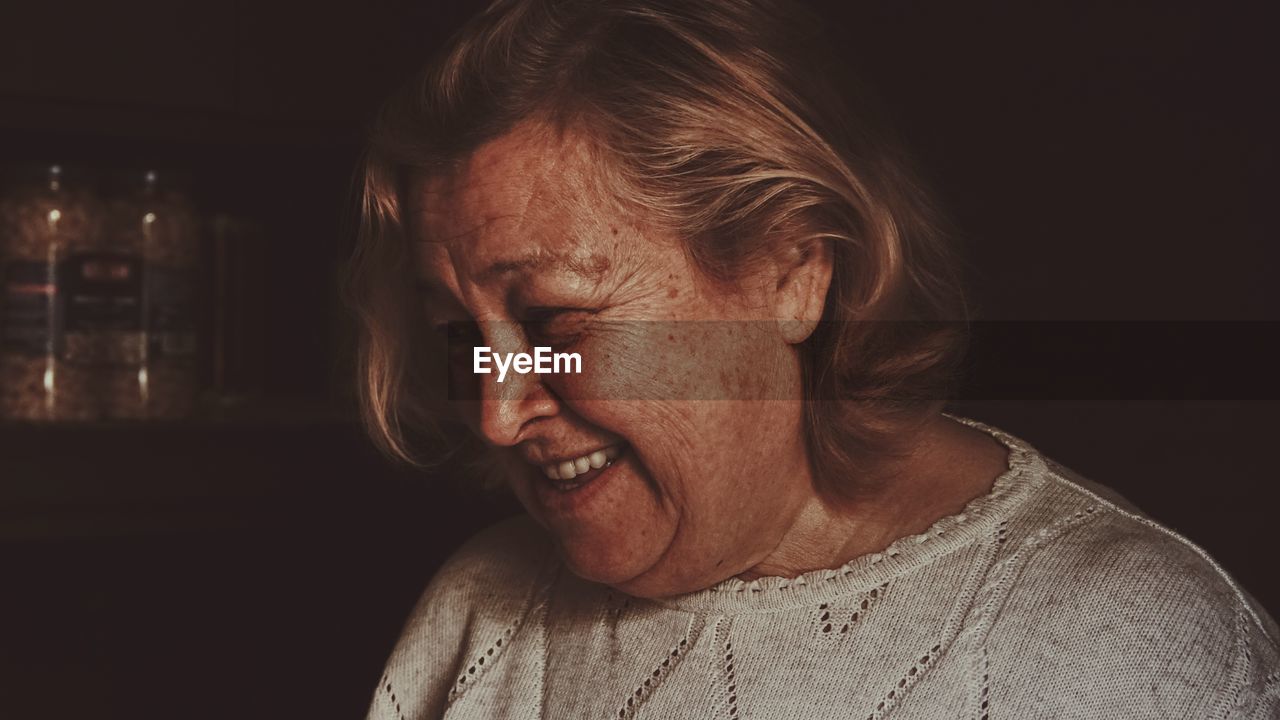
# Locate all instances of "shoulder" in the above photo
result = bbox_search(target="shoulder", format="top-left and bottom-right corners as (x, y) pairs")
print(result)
(366, 515), (557, 720)
(427, 513), (556, 602)
(983, 458), (1279, 718)
(403, 513), (555, 641)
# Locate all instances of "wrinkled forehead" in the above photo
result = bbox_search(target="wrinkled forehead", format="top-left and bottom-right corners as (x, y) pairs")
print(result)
(405, 123), (625, 282)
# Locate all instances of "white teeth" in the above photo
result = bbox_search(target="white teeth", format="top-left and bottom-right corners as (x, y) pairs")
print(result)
(558, 461), (576, 480)
(542, 445), (623, 481)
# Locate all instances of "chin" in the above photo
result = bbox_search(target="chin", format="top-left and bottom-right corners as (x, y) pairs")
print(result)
(554, 533), (656, 588)
(607, 573), (677, 600)
(555, 539), (705, 600)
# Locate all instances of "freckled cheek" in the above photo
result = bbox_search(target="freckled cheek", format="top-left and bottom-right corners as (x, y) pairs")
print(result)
(546, 325), (676, 401)
(654, 322), (778, 400)
(548, 322), (775, 404)
(546, 325), (757, 472)
(590, 402), (703, 504)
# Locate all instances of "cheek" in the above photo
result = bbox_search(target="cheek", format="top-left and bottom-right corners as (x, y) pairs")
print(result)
(544, 310), (801, 502)
(548, 320), (789, 403)
(558, 398), (793, 520)
(550, 319), (800, 481)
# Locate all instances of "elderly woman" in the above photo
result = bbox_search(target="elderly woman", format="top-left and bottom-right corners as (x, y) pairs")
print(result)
(351, 1), (1279, 718)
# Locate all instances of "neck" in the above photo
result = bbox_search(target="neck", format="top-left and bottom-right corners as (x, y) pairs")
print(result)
(736, 415), (1008, 581)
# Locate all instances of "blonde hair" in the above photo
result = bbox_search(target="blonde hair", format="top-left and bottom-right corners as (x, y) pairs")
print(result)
(348, 0), (970, 502)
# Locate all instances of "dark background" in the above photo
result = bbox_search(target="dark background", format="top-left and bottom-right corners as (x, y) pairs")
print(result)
(1, 1), (1277, 718)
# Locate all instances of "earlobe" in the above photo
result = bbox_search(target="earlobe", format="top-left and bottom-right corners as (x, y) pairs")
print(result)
(775, 239), (834, 345)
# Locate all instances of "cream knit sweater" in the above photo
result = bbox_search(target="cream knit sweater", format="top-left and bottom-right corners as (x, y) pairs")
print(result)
(365, 419), (1280, 719)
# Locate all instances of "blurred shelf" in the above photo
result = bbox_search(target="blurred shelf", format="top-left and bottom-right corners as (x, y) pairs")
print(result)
(1, 394), (357, 432)
(0, 395), (395, 539)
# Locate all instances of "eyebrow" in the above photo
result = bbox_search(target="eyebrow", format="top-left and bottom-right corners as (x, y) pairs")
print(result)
(412, 250), (613, 295)
(475, 249), (612, 283)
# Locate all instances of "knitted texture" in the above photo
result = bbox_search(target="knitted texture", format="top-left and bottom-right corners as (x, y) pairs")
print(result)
(366, 419), (1280, 719)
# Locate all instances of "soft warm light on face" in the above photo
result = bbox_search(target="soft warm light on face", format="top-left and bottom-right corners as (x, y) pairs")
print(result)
(410, 125), (813, 597)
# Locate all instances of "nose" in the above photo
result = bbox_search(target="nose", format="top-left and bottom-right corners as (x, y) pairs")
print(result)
(473, 321), (559, 446)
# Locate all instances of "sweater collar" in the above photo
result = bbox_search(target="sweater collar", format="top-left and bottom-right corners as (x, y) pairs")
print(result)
(646, 416), (1047, 614)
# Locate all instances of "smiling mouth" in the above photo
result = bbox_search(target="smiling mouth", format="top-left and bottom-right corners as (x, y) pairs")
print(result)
(539, 444), (626, 492)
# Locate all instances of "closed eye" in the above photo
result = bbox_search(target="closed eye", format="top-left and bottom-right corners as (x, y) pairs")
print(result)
(523, 306), (596, 345)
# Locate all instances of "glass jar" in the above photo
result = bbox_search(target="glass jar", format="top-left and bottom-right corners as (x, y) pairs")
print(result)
(0, 164), (104, 422)
(101, 169), (202, 420)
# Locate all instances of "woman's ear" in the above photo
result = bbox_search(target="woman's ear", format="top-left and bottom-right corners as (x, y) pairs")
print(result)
(772, 238), (833, 344)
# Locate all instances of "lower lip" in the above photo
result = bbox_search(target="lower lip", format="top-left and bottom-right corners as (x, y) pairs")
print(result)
(531, 449), (628, 516)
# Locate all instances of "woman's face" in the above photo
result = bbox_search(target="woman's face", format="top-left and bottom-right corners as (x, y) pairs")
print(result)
(409, 122), (827, 598)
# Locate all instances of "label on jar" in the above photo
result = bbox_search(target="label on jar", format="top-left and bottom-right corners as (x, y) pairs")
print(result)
(60, 253), (144, 332)
(147, 265), (198, 360)
(58, 252), (145, 365)
(1, 260), (57, 355)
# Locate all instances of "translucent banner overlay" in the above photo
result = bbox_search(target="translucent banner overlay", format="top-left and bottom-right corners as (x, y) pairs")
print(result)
(426, 320), (1280, 402)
